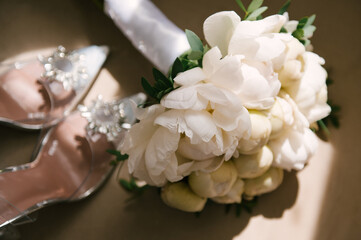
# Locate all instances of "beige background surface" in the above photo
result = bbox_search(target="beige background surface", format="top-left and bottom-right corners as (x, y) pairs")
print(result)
(0, 0), (360, 239)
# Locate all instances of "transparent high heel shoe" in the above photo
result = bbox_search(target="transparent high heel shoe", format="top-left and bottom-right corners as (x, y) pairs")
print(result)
(0, 92), (146, 228)
(0, 45), (109, 129)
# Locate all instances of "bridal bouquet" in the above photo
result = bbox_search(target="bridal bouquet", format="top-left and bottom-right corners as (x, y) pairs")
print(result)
(117, 0), (334, 212)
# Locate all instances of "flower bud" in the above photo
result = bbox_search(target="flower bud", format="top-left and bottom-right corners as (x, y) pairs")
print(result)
(244, 167), (284, 197)
(161, 181), (207, 212)
(269, 100), (285, 139)
(212, 178), (244, 204)
(233, 145), (273, 179)
(238, 111), (271, 155)
(188, 161), (237, 198)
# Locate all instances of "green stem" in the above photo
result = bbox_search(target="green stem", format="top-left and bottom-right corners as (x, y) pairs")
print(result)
(318, 120), (330, 136)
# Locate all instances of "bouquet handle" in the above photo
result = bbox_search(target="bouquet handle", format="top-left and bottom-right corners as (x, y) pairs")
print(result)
(104, 0), (190, 73)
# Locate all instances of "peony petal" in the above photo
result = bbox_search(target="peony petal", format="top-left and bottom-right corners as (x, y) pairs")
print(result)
(174, 67), (206, 86)
(208, 55), (244, 92)
(163, 153), (183, 183)
(177, 137), (217, 161)
(213, 103), (249, 131)
(278, 91), (309, 129)
(184, 109), (217, 142)
(228, 15), (287, 60)
(134, 104), (165, 121)
(307, 102), (331, 124)
(196, 83), (243, 108)
(131, 146), (164, 186)
(243, 98), (276, 110)
(121, 105), (164, 152)
(126, 144), (147, 174)
(284, 20), (299, 33)
(177, 156), (224, 177)
(269, 127), (317, 171)
(230, 15), (286, 38)
(203, 11), (241, 56)
(300, 52), (327, 90)
(202, 47), (222, 77)
(229, 35), (285, 61)
(196, 83), (231, 105)
(154, 109), (190, 135)
(284, 37), (305, 61)
(254, 36), (286, 61)
(237, 63), (280, 108)
(285, 52), (329, 123)
(161, 85), (199, 109)
(145, 127), (180, 178)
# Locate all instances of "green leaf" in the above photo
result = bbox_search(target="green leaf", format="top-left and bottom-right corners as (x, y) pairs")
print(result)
(188, 50), (203, 60)
(179, 54), (199, 71)
(331, 104), (341, 112)
(185, 29), (204, 52)
(107, 149), (129, 165)
(246, 6), (268, 20)
(119, 179), (133, 191)
(203, 44), (210, 54)
(303, 25), (316, 37)
(171, 58), (184, 79)
(326, 77), (333, 85)
(106, 149), (120, 156)
(278, 0), (291, 15)
(141, 77), (156, 98)
(235, 0), (247, 13)
(247, 0), (264, 13)
(297, 15), (315, 29)
(307, 14), (316, 26)
(153, 68), (172, 88)
(280, 26), (288, 33)
(300, 39), (310, 46)
(320, 101), (341, 130)
(119, 178), (149, 193)
(297, 17), (308, 29)
(317, 119), (330, 136)
(292, 28), (304, 39)
(330, 117), (340, 128)
(106, 149), (128, 160)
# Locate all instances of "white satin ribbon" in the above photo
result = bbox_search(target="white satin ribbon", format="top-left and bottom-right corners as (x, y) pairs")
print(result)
(104, 0), (190, 73)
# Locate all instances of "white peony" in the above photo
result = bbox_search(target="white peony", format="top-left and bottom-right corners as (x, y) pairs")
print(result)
(121, 104), (179, 186)
(203, 14), (283, 109)
(275, 37), (305, 87)
(122, 63), (254, 186)
(285, 52), (331, 124)
(268, 92), (318, 170)
(204, 11), (287, 62)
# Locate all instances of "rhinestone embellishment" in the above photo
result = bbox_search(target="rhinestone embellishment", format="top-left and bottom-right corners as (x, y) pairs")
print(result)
(78, 96), (128, 142)
(38, 46), (88, 91)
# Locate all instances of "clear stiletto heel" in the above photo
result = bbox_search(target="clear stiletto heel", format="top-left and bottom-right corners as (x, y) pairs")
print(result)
(0, 93), (146, 228)
(0, 45), (109, 129)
